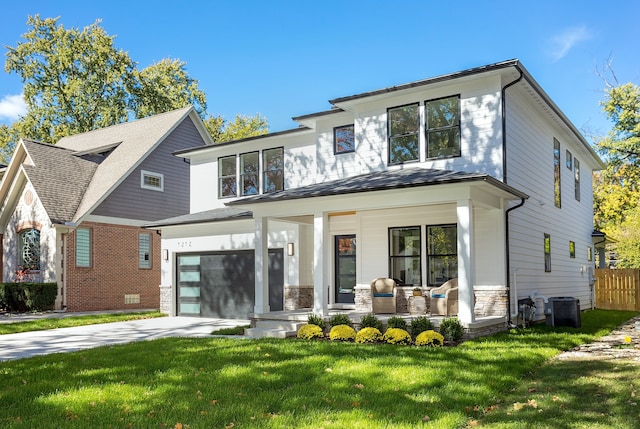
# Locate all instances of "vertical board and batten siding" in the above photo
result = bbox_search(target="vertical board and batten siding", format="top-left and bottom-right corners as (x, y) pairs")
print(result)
(93, 119), (201, 221)
(505, 87), (595, 309)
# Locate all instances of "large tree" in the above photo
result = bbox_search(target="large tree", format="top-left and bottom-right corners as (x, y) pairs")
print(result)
(1, 15), (268, 162)
(594, 81), (640, 267)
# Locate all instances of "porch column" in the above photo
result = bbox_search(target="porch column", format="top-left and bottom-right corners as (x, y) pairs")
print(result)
(457, 200), (475, 324)
(313, 212), (329, 316)
(254, 216), (270, 314)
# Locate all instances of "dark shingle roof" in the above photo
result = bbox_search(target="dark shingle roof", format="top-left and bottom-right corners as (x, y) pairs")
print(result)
(144, 207), (253, 228)
(22, 140), (99, 224)
(228, 167), (528, 206)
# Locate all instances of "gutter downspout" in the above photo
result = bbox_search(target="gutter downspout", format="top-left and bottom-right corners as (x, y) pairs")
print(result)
(502, 67), (525, 325)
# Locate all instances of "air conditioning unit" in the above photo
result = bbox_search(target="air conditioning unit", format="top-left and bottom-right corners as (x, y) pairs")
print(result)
(545, 297), (581, 328)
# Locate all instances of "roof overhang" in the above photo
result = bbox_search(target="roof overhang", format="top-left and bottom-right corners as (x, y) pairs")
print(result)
(143, 207), (253, 229)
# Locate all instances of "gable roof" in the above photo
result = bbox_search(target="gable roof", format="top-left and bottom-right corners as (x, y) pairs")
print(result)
(55, 106), (206, 222)
(21, 140), (99, 224)
(227, 167), (529, 206)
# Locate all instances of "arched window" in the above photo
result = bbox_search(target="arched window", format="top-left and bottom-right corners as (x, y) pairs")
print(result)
(19, 228), (41, 270)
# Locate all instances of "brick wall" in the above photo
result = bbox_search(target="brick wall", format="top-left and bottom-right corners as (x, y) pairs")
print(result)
(64, 221), (160, 311)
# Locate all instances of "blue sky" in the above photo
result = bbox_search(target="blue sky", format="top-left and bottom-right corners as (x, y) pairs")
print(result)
(1, 0), (639, 142)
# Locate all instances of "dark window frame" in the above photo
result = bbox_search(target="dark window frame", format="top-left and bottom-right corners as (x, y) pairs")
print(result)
(387, 103), (420, 165)
(426, 224), (458, 286)
(553, 138), (561, 208)
(574, 157), (581, 202)
(569, 241), (575, 258)
(544, 233), (552, 272)
(566, 149), (573, 170)
(334, 124), (355, 155)
(425, 95), (461, 160)
(263, 147), (284, 194)
(239, 151), (260, 196)
(218, 155), (237, 198)
(388, 226), (422, 286)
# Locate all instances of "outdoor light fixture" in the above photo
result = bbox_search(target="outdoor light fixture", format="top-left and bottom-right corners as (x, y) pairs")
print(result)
(287, 242), (295, 256)
(162, 249), (169, 261)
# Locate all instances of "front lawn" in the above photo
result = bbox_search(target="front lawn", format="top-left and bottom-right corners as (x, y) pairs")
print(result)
(0, 310), (637, 428)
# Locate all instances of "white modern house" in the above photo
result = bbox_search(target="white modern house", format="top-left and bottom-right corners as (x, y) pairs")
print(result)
(146, 59), (604, 336)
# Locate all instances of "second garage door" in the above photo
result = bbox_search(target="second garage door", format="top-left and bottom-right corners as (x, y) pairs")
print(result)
(177, 249), (284, 318)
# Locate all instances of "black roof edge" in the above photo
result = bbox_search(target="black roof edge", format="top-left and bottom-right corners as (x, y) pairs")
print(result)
(143, 211), (253, 229)
(172, 126), (312, 157)
(329, 59), (520, 104)
(291, 107), (345, 122)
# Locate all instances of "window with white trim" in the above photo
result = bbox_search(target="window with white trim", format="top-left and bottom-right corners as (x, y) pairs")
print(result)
(141, 170), (164, 191)
(19, 228), (41, 270)
(76, 228), (91, 268)
(139, 233), (151, 269)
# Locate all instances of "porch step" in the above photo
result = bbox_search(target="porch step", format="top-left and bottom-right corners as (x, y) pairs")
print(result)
(244, 320), (306, 339)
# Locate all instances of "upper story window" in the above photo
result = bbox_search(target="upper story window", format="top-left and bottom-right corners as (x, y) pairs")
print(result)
(574, 158), (580, 201)
(388, 103), (419, 165)
(19, 228), (41, 270)
(426, 95), (461, 159)
(263, 147), (284, 193)
(334, 124), (355, 154)
(566, 150), (573, 169)
(141, 170), (164, 192)
(240, 152), (259, 196)
(544, 233), (551, 272)
(553, 138), (561, 208)
(218, 155), (237, 198)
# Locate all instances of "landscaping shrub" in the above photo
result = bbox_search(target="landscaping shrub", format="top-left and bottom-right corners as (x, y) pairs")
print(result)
(359, 313), (383, 331)
(415, 330), (444, 347)
(297, 324), (324, 340)
(409, 316), (434, 339)
(329, 313), (352, 328)
(329, 324), (356, 341)
(307, 313), (326, 331)
(355, 327), (382, 343)
(386, 316), (407, 330)
(439, 317), (464, 342)
(382, 327), (412, 345)
(0, 283), (57, 312)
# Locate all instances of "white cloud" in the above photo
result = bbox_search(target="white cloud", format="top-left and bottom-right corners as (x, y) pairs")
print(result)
(0, 94), (27, 121)
(549, 25), (592, 61)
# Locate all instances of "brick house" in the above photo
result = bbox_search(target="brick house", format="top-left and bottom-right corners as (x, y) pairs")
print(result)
(0, 106), (210, 311)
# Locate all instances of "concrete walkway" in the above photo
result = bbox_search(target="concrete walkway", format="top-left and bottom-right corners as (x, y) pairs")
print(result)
(0, 313), (249, 361)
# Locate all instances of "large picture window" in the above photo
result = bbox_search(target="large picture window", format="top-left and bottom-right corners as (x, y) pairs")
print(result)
(426, 96), (461, 159)
(218, 155), (237, 198)
(334, 124), (355, 154)
(19, 228), (40, 270)
(240, 151), (259, 196)
(427, 224), (457, 286)
(388, 103), (419, 165)
(388, 227), (421, 286)
(263, 147), (284, 193)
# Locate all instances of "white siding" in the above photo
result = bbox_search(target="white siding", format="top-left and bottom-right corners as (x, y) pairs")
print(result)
(505, 87), (596, 311)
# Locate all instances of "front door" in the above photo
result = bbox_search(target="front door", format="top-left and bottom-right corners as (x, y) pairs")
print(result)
(335, 235), (356, 304)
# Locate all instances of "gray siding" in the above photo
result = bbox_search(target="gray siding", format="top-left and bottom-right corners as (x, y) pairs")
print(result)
(93, 119), (204, 221)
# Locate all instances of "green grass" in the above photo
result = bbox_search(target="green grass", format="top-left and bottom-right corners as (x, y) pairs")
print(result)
(0, 311), (165, 335)
(211, 325), (250, 335)
(0, 310), (637, 428)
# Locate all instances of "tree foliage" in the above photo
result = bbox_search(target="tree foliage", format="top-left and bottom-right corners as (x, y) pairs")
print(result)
(594, 80), (640, 267)
(0, 15), (268, 161)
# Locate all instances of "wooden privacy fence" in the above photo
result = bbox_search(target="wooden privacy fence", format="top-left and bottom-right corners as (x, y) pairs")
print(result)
(594, 268), (640, 311)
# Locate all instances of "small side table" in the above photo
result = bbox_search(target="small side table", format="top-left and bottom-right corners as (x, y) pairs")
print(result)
(408, 295), (427, 315)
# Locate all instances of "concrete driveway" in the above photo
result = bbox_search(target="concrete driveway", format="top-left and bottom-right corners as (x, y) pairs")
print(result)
(0, 316), (249, 361)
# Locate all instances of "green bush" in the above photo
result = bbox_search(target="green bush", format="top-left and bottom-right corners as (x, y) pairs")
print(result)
(439, 317), (465, 342)
(386, 316), (407, 330)
(415, 330), (444, 347)
(359, 313), (383, 331)
(410, 316), (434, 339)
(307, 313), (326, 331)
(355, 327), (382, 343)
(0, 283), (57, 312)
(329, 313), (352, 328)
(329, 324), (356, 341)
(297, 324), (324, 340)
(382, 327), (412, 345)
